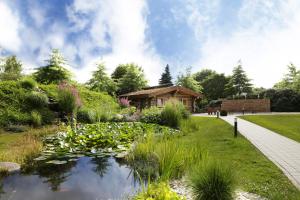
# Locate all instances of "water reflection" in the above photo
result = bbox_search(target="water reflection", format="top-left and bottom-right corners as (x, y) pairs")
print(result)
(0, 157), (141, 200)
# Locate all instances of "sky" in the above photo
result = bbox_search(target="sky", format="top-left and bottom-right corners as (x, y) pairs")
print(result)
(1, 0), (300, 88)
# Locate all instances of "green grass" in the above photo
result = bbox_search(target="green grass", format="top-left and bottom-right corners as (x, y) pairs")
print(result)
(240, 115), (300, 143)
(130, 117), (300, 199)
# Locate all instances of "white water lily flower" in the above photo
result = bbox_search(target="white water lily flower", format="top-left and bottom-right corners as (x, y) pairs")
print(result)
(91, 148), (97, 154)
(89, 135), (93, 138)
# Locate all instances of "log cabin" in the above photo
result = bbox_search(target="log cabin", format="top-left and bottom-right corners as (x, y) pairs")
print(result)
(119, 85), (203, 112)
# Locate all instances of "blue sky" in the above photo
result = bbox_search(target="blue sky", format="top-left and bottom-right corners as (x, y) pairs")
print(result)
(1, 0), (300, 87)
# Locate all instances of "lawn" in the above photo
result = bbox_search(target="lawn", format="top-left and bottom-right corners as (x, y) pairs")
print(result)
(240, 114), (300, 143)
(182, 117), (300, 199)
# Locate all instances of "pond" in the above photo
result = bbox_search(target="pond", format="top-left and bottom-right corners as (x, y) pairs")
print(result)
(0, 156), (141, 200)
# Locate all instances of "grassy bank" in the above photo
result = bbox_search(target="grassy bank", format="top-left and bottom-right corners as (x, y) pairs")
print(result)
(0, 126), (59, 165)
(130, 117), (300, 199)
(240, 115), (300, 143)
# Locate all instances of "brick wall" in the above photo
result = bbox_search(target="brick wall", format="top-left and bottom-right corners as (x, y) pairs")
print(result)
(221, 99), (270, 112)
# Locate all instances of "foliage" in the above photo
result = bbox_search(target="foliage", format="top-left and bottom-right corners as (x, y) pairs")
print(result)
(201, 73), (229, 100)
(193, 69), (217, 83)
(118, 98), (130, 108)
(117, 63), (148, 95)
(159, 64), (173, 85)
(260, 89), (300, 112)
(111, 64), (129, 80)
(34, 49), (72, 84)
(57, 82), (82, 115)
(44, 122), (180, 156)
(127, 124), (203, 181)
(140, 107), (162, 124)
(189, 161), (235, 200)
(19, 77), (37, 90)
(24, 91), (49, 110)
(134, 182), (185, 200)
(274, 63), (300, 93)
(77, 108), (96, 123)
(31, 111), (42, 127)
(225, 62), (252, 96)
(0, 55), (22, 81)
(87, 63), (117, 95)
(161, 99), (190, 128)
(176, 67), (202, 93)
(220, 110), (228, 116)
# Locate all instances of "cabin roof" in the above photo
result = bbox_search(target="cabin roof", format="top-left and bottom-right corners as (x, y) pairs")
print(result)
(119, 85), (202, 98)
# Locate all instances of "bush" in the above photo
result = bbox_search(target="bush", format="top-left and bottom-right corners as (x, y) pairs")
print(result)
(120, 106), (136, 116)
(38, 108), (55, 124)
(140, 106), (162, 124)
(161, 99), (189, 128)
(19, 78), (37, 90)
(189, 161), (235, 200)
(31, 111), (42, 127)
(24, 91), (49, 110)
(77, 108), (96, 123)
(133, 182), (184, 200)
(220, 110), (228, 116)
(260, 89), (300, 112)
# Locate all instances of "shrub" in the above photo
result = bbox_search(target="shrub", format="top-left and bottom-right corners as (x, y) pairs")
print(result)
(38, 108), (55, 124)
(120, 106), (136, 116)
(189, 161), (235, 200)
(133, 182), (184, 200)
(57, 82), (82, 116)
(161, 99), (189, 128)
(140, 106), (162, 124)
(31, 111), (42, 127)
(19, 77), (37, 90)
(24, 91), (49, 109)
(77, 108), (96, 123)
(220, 110), (228, 116)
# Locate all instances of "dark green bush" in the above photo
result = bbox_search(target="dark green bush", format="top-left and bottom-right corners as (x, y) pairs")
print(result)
(38, 108), (55, 124)
(140, 106), (162, 124)
(0, 109), (31, 126)
(19, 78), (37, 90)
(161, 99), (190, 128)
(260, 89), (300, 112)
(31, 111), (42, 127)
(189, 161), (235, 200)
(220, 110), (228, 116)
(77, 108), (96, 123)
(24, 91), (49, 109)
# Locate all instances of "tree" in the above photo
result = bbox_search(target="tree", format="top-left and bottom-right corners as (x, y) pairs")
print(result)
(159, 64), (172, 85)
(274, 63), (300, 92)
(0, 55), (22, 81)
(226, 63), (252, 96)
(193, 69), (216, 83)
(176, 67), (202, 93)
(117, 64), (148, 95)
(34, 49), (72, 84)
(201, 73), (229, 100)
(111, 64), (129, 81)
(87, 63), (117, 95)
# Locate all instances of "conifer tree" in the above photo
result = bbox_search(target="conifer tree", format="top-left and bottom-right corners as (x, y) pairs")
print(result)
(159, 64), (172, 85)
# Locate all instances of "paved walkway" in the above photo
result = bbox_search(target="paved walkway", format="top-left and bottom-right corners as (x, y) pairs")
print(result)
(221, 116), (300, 190)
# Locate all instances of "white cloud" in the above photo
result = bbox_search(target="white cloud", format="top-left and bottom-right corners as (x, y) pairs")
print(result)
(0, 2), (21, 52)
(68, 0), (164, 85)
(195, 0), (300, 88)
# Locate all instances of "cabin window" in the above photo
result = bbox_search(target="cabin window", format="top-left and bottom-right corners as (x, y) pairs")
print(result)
(181, 98), (187, 106)
(157, 98), (164, 106)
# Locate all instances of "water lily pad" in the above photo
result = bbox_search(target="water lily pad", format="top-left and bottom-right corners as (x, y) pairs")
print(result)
(115, 152), (128, 158)
(46, 160), (68, 165)
(34, 156), (48, 161)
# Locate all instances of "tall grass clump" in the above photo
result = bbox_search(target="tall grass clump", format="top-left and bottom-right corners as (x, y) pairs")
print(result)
(24, 91), (49, 109)
(31, 111), (42, 127)
(161, 99), (190, 128)
(77, 108), (96, 123)
(128, 133), (204, 181)
(189, 161), (236, 200)
(19, 77), (37, 90)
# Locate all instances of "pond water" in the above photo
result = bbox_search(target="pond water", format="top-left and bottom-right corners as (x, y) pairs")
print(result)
(0, 157), (141, 200)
